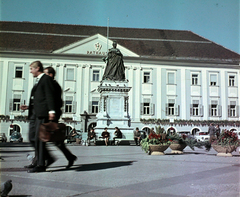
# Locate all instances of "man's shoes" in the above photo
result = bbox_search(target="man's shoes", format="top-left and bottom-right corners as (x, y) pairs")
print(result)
(66, 156), (77, 169)
(24, 163), (36, 168)
(46, 157), (56, 167)
(27, 166), (46, 173)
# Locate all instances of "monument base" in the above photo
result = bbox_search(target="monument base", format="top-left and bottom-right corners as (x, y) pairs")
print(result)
(95, 80), (134, 140)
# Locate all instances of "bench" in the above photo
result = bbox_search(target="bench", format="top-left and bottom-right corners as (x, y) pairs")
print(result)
(81, 132), (97, 146)
(95, 132), (134, 145)
(113, 133), (134, 145)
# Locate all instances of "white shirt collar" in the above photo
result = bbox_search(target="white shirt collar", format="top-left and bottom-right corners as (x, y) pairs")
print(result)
(37, 73), (44, 80)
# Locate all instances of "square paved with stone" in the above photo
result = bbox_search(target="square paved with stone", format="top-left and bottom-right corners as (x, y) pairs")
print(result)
(0, 143), (240, 197)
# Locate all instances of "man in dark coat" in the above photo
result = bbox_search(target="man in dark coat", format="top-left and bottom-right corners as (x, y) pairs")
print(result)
(208, 123), (216, 143)
(112, 127), (122, 145)
(44, 67), (77, 168)
(21, 61), (56, 172)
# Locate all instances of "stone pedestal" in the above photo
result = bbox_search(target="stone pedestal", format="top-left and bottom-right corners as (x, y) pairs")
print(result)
(95, 80), (134, 138)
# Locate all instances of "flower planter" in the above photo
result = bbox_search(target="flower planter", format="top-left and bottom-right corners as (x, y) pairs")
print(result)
(212, 145), (237, 157)
(149, 145), (169, 155)
(169, 143), (187, 154)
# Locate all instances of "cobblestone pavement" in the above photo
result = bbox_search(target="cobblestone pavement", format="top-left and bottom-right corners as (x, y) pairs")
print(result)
(0, 143), (240, 197)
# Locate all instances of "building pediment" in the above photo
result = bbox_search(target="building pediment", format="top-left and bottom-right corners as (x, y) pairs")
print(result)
(53, 34), (139, 57)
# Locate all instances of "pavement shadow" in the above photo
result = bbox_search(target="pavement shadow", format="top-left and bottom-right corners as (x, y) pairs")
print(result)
(48, 161), (136, 172)
(0, 150), (34, 153)
(0, 167), (28, 172)
(9, 195), (32, 197)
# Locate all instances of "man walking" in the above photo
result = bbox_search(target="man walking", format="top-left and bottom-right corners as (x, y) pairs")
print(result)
(208, 123), (216, 143)
(21, 61), (57, 173)
(44, 67), (77, 168)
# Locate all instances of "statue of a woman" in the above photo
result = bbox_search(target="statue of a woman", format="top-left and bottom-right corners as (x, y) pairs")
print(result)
(102, 41), (126, 81)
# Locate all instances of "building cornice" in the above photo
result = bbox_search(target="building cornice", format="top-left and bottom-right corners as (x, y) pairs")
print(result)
(0, 51), (239, 68)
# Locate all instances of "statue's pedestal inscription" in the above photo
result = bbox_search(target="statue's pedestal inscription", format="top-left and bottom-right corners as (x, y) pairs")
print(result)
(95, 80), (133, 137)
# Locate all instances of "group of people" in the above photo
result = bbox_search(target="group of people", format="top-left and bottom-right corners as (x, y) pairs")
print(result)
(99, 127), (122, 146)
(20, 61), (77, 173)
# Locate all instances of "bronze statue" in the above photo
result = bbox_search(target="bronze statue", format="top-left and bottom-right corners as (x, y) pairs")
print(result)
(102, 41), (126, 81)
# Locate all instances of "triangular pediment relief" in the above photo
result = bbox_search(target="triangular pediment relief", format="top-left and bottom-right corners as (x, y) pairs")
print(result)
(53, 34), (139, 57)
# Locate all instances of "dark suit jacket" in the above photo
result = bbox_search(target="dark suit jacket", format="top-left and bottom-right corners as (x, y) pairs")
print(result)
(53, 80), (63, 121)
(29, 74), (56, 119)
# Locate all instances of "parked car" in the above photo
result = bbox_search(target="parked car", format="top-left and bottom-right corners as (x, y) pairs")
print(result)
(10, 131), (23, 143)
(194, 131), (209, 142)
(0, 133), (7, 142)
(177, 131), (191, 136)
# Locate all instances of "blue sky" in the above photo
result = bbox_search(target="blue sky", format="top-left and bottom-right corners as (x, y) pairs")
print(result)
(0, 0), (239, 54)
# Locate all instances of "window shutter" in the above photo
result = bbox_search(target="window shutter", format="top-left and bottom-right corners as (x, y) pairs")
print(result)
(140, 103), (144, 115)
(199, 104), (203, 117)
(227, 105), (230, 117)
(150, 103), (155, 115)
(175, 105), (179, 116)
(9, 99), (13, 112)
(165, 103), (168, 116)
(236, 105), (239, 117)
(209, 105), (211, 117)
(63, 101), (66, 112)
(89, 101), (92, 113)
(218, 105), (222, 117)
(190, 104), (193, 116)
(72, 101), (77, 113)
(21, 100), (25, 106)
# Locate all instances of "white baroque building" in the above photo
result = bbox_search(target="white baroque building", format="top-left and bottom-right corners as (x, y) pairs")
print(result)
(0, 21), (240, 141)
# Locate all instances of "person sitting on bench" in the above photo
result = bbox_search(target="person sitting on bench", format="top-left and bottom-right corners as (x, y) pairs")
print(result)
(134, 127), (142, 146)
(101, 127), (110, 146)
(87, 128), (96, 145)
(112, 127), (122, 145)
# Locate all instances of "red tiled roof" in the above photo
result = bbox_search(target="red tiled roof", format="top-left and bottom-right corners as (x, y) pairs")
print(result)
(0, 21), (240, 63)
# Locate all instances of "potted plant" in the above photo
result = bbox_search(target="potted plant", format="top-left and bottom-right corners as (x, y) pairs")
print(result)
(210, 129), (240, 157)
(168, 133), (188, 154)
(168, 132), (204, 154)
(140, 126), (171, 155)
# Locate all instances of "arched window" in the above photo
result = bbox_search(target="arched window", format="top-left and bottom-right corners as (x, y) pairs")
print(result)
(66, 125), (73, 136)
(142, 127), (150, 135)
(88, 122), (96, 132)
(9, 124), (21, 135)
(192, 128), (200, 136)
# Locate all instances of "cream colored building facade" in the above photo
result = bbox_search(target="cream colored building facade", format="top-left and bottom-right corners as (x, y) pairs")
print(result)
(0, 22), (240, 141)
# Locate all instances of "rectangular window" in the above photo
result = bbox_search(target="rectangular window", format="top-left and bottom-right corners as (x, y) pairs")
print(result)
(92, 101), (99, 113)
(210, 74), (217, 86)
(229, 75), (235, 86)
(228, 101), (237, 117)
(140, 99), (155, 115)
(192, 104), (199, 116)
(143, 102), (150, 115)
(64, 96), (75, 113)
(143, 72), (150, 83)
(190, 100), (203, 117)
(65, 101), (73, 113)
(229, 105), (236, 117)
(66, 68), (74, 80)
(13, 95), (21, 111)
(209, 101), (221, 117)
(15, 66), (23, 78)
(93, 70), (100, 81)
(168, 72), (175, 84)
(192, 74), (198, 85)
(168, 103), (175, 115)
(166, 99), (179, 116)
(211, 104), (217, 116)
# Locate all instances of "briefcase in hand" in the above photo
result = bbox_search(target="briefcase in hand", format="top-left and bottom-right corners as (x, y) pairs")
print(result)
(39, 122), (66, 142)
